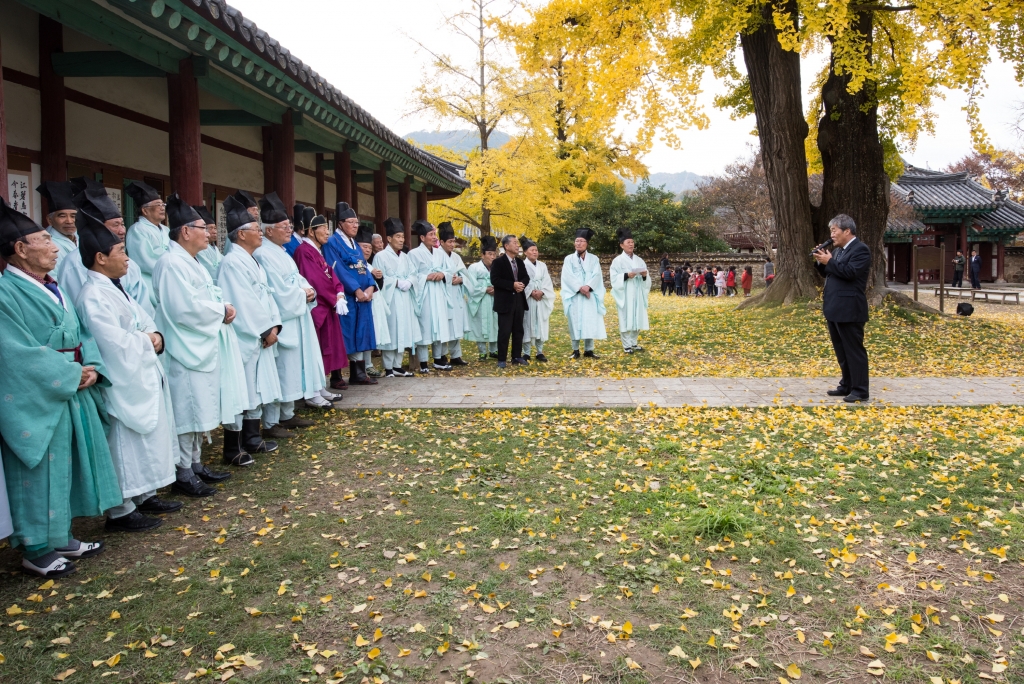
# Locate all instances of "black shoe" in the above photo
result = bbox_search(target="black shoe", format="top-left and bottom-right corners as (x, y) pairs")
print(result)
(844, 394), (869, 403)
(633, 345), (644, 352)
(522, 355), (530, 362)
(419, 361), (430, 374)
(497, 361), (507, 369)
(330, 370), (348, 390)
(570, 350), (581, 359)
(489, 352), (499, 359)
(242, 418), (278, 453)
(583, 350), (600, 359)
(385, 368), (396, 378)
(450, 357), (469, 366)
(54, 540), (105, 559)
(348, 360), (377, 385)
(535, 353), (548, 362)
(106, 509), (163, 532)
(433, 359), (452, 370)
(439, 355), (449, 365)
(624, 347), (633, 354)
(279, 415), (315, 429)
(137, 496), (183, 514)
(172, 475), (217, 497)
(22, 555), (76, 579)
(193, 463), (231, 483)
(222, 429), (254, 467)
(827, 388), (850, 397)
(512, 357), (529, 366)
(263, 425), (296, 439)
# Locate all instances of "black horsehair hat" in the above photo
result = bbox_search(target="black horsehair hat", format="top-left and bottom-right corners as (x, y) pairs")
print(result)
(78, 207), (122, 269)
(383, 217), (405, 237)
(166, 193), (202, 231)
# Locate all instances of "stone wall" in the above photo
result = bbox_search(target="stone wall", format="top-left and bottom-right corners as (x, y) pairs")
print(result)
(1006, 247), (1024, 284)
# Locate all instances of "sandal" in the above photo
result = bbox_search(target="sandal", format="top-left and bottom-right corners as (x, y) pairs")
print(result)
(22, 555), (77, 578)
(54, 540), (105, 559)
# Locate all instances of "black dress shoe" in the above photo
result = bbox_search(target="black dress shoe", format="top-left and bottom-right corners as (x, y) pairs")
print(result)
(263, 425), (295, 439)
(570, 350), (581, 359)
(535, 353), (548, 362)
(827, 388), (850, 396)
(511, 357), (529, 365)
(583, 350), (600, 359)
(844, 394), (870, 403)
(330, 378), (348, 390)
(193, 463), (231, 483)
(521, 355), (531, 362)
(106, 510), (163, 532)
(172, 476), (217, 497)
(137, 496), (183, 514)
(449, 357), (469, 366)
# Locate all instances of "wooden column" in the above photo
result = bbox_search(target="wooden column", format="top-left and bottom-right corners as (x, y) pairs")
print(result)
(167, 57), (203, 204)
(0, 32), (8, 202)
(996, 241), (1006, 283)
(350, 171), (359, 214)
(417, 189), (428, 221)
(960, 219), (968, 256)
(315, 153), (325, 213)
(399, 177), (412, 247)
(373, 165), (388, 238)
(39, 16), (67, 182)
(262, 126), (274, 194)
(271, 110), (295, 209)
(335, 149), (352, 204)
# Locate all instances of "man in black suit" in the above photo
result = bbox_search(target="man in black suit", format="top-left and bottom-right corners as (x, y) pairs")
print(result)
(813, 214), (872, 402)
(969, 249), (982, 289)
(491, 234), (531, 368)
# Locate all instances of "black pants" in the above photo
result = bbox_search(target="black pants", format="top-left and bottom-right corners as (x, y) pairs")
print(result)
(497, 298), (525, 362)
(970, 270), (981, 289)
(827, 320), (869, 398)
(952, 270), (963, 288)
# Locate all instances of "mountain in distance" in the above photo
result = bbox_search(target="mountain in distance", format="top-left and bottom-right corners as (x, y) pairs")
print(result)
(404, 129), (512, 154)
(622, 171), (708, 196)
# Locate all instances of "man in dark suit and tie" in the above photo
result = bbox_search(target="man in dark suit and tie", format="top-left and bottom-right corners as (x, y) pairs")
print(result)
(969, 249), (982, 289)
(491, 234), (531, 368)
(813, 214), (871, 402)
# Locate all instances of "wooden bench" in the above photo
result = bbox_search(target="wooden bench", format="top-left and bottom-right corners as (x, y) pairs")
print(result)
(931, 287), (973, 299)
(971, 290), (1021, 305)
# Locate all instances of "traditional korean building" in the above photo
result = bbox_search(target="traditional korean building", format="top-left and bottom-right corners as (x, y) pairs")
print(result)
(884, 165), (1024, 284)
(0, 0), (468, 246)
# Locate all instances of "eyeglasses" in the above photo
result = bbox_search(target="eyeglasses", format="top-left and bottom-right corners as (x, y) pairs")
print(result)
(144, 201), (166, 209)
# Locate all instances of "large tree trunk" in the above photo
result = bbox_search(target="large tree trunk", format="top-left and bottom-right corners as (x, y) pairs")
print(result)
(738, 0), (819, 307)
(814, 10), (890, 299)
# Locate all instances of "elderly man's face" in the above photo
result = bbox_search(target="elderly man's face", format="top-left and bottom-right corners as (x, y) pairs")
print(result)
(142, 199), (166, 224)
(49, 209), (77, 237)
(388, 232), (405, 252)
(574, 237), (588, 253)
(341, 217), (360, 238)
(206, 223), (219, 245)
(525, 245), (539, 262)
(11, 231), (60, 274)
(265, 220), (292, 247)
(359, 242), (372, 260)
(371, 234), (384, 253)
(105, 217), (127, 241)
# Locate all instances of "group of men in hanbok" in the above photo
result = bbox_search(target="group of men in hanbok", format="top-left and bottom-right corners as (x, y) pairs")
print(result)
(0, 175), (652, 579)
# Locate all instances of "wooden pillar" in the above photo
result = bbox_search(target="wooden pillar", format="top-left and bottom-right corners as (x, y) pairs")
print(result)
(960, 219), (968, 256)
(350, 171), (359, 214)
(262, 126), (274, 195)
(271, 110), (295, 209)
(996, 241), (1006, 283)
(335, 149), (352, 204)
(315, 153), (325, 214)
(0, 32), (8, 202)
(417, 189), (428, 221)
(399, 177), (412, 247)
(167, 58), (203, 204)
(373, 165), (388, 238)
(39, 16), (67, 183)
(886, 244), (895, 282)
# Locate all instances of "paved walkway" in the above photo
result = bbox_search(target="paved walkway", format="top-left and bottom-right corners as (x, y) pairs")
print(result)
(342, 376), (1024, 408)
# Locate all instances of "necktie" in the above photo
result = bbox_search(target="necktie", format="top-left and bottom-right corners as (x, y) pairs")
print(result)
(511, 257), (518, 281)
(44, 281), (64, 306)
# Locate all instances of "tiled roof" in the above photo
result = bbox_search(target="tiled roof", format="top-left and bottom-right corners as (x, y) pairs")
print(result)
(885, 215), (926, 235)
(893, 165), (1001, 214)
(974, 200), (1024, 232)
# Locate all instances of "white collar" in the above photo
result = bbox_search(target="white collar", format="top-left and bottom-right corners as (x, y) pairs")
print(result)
(7, 265), (66, 309)
(302, 236), (321, 251)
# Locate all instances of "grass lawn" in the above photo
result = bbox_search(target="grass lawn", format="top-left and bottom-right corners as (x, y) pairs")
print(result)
(405, 294), (1024, 379)
(1, 405), (1021, 683)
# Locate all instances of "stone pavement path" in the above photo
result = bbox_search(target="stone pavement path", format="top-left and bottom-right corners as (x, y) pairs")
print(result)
(343, 376), (1024, 409)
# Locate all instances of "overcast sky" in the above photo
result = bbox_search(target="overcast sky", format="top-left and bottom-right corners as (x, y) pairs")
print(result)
(232, 0), (1024, 177)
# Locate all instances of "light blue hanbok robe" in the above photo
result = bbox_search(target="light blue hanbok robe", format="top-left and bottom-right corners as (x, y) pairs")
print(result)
(153, 241), (248, 432)
(407, 242), (454, 345)
(441, 249), (471, 342)
(47, 226), (78, 278)
(610, 252), (651, 333)
(465, 261), (498, 344)
(56, 247), (154, 318)
(126, 217), (170, 307)
(197, 244), (223, 284)
(523, 259), (555, 344)
(253, 237), (325, 403)
(217, 247), (283, 413)
(77, 271), (175, 498)
(372, 246), (422, 351)
(561, 251), (607, 340)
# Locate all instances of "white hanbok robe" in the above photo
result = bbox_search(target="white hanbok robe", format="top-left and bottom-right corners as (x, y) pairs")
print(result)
(126, 217), (170, 307)
(56, 247), (155, 318)
(47, 226), (78, 278)
(523, 259), (555, 343)
(77, 272), (175, 498)
(610, 252), (651, 333)
(373, 247), (422, 351)
(441, 250), (471, 342)
(407, 243), (454, 345)
(369, 266), (392, 349)
(561, 251), (607, 340)
(465, 261), (498, 343)
(253, 238), (325, 403)
(197, 244), (223, 284)
(153, 241), (248, 432)
(217, 247), (283, 412)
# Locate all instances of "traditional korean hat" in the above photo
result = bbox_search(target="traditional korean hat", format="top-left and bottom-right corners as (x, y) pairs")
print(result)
(437, 222), (455, 242)
(69, 176), (90, 195)
(355, 225), (376, 245)
(383, 217), (405, 237)
(335, 202), (357, 221)
(37, 181), (77, 214)
(224, 195), (256, 232)
(480, 235), (498, 253)
(617, 227), (634, 243)
(259, 192), (289, 224)
(293, 203), (307, 228)
(74, 179), (122, 222)
(309, 214), (329, 230)
(166, 193), (202, 231)
(412, 219), (434, 237)
(575, 228), (595, 241)
(0, 197), (44, 255)
(520, 235), (537, 250)
(193, 205), (216, 226)
(77, 207), (122, 269)
(125, 180), (161, 207)
(301, 206), (316, 230)
(232, 189), (258, 209)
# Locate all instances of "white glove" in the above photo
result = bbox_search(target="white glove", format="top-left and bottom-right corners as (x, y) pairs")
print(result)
(397, 279), (412, 292)
(335, 297), (349, 316)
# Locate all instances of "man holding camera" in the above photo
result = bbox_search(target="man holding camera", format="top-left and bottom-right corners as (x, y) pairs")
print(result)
(813, 214), (871, 403)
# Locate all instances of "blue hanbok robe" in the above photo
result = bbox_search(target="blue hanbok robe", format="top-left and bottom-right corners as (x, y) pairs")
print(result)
(282, 233), (302, 257)
(322, 230), (377, 354)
